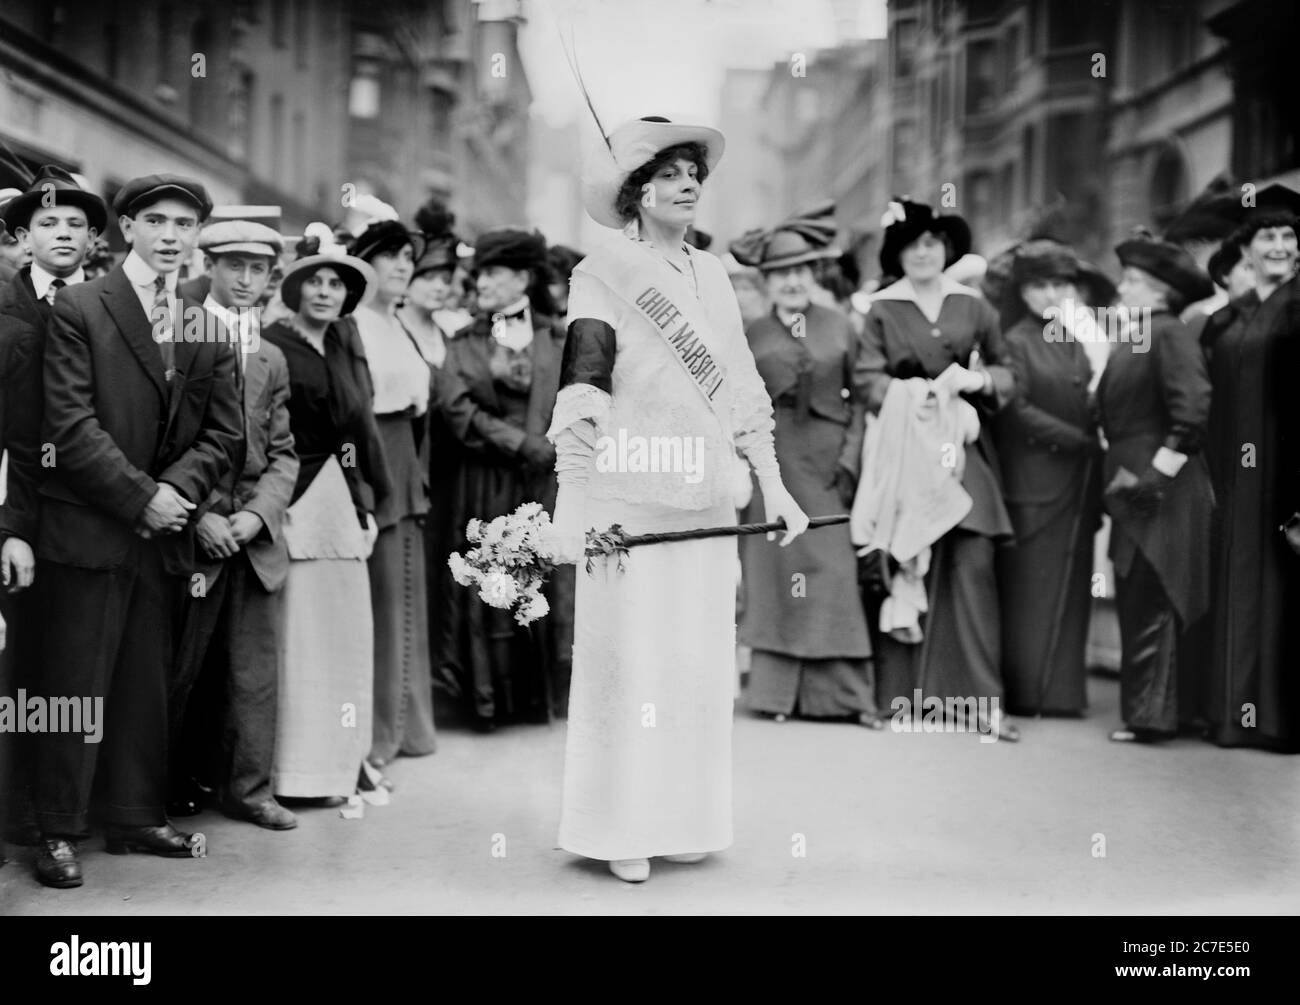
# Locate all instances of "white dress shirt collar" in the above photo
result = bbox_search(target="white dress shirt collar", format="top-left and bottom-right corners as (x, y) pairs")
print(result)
(491, 295), (534, 351)
(30, 262), (84, 301)
(203, 293), (259, 370)
(123, 249), (177, 292)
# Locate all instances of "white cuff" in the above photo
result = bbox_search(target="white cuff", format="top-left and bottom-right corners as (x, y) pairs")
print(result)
(1151, 446), (1188, 478)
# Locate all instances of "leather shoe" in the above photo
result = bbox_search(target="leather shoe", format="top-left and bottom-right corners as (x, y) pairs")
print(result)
(105, 823), (203, 858)
(224, 799), (298, 831)
(36, 838), (83, 889)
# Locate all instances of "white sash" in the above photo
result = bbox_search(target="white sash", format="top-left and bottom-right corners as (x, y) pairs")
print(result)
(580, 240), (728, 420)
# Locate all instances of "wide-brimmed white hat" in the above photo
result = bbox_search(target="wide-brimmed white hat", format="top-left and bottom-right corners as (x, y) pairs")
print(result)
(582, 115), (726, 229)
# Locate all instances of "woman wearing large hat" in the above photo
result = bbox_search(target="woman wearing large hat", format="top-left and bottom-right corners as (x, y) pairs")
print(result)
(544, 115), (808, 882)
(993, 240), (1112, 716)
(1097, 230), (1215, 743)
(1199, 190), (1300, 752)
(346, 204), (439, 771)
(260, 230), (395, 800)
(728, 203), (879, 728)
(397, 197), (474, 719)
(438, 227), (574, 731)
(854, 198), (1020, 740)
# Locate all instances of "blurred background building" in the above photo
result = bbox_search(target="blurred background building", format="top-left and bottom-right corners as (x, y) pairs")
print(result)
(0, 0), (531, 244)
(713, 0), (1297, 276)
(2, 0), (1296, 260)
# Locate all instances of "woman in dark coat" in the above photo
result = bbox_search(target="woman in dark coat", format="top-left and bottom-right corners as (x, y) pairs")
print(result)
(854, 199), (1020, 741)
(1097, 232), (1215, 743)
(261, 239), (393, 798)
(440, 228), (573, 731)
(994, 241), (1111, 716)
(729, 206), (878, 726)
(1200, 197), (1300, 752)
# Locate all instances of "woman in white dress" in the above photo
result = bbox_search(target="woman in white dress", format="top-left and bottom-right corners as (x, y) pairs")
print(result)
(546, 116), (810, 883)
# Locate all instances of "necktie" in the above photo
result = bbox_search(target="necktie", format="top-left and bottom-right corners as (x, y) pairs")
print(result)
(46, 278), (65, 306)
(152, 275), (176, 380)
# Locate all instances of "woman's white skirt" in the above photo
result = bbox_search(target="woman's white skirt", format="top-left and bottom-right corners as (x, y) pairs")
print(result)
(273, 457), (374, 798)
(559, 497), (738, 860)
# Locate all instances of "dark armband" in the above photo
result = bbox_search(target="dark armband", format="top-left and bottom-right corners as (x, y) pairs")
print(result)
(559, 318), (616, 394)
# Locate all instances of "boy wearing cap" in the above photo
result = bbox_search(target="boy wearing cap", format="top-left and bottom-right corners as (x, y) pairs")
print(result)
(0, 166), (107, 856)
(168, 217), (299, 829)
(31, 173), (242, 888)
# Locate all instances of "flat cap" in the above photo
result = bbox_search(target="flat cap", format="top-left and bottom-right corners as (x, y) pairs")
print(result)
(198, 219), (283, 257)
(113, 173), (213, 221)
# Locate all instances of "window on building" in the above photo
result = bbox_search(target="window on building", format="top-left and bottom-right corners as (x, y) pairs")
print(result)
(270, 94), (285, 181)
(43, 4), (68, 46)
(272, 0), (288, 49)
(894, 18), (918, 79)
(1150, 144), (1189, 229)
(1048, 0), (1099, 48)
(157, 1), (173, 86)
(350, 64), (381, 119)
(228, 68), (254, 162)
(893, 120), (917, 192)
(293, 110), (305, 190)
(295, 0), (309, 69)
(967, 39), (997, 114)
(1021, 124), (1036, 205)
(105, 20), (120, 81)
(189, 18), (214, 129)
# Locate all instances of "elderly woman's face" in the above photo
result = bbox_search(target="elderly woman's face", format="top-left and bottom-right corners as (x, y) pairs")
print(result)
(1020, 277), (1078, 317)
(299, 267), (347, 323)
(476, 265), (529, 313)
(639, 156), (701, 230)
(1117, 266), (1168, 310)
(1247, 225), (1298, 284)
(765, 263), (814, 314)
(371, 243), (415, 298)
(899, 231), (947, 281)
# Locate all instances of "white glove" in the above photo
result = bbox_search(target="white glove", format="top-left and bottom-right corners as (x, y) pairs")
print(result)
(760, 476), (810, 546)
(546, 483), (588, 565)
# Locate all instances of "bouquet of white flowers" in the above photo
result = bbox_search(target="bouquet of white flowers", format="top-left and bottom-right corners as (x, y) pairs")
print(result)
(451, 503), (849, 627)
(448, 502), (555, 627)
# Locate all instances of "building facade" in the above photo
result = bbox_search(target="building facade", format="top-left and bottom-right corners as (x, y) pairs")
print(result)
(0, 0), (531, 243)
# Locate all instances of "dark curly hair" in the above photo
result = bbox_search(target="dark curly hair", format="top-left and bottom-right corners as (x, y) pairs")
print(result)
(614, 142), (711, 224)
(1226, 213), (1298, 249)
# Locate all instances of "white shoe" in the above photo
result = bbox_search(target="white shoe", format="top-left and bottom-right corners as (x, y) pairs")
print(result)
(609, 858), (650, 882)
(662, 852), (707, 864)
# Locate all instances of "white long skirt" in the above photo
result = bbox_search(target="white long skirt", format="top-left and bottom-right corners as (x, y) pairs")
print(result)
(559, 497), (738, 860)
(273, 457), (374, 798)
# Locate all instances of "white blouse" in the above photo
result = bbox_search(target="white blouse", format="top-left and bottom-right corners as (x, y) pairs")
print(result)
(353, 302), (431, 416)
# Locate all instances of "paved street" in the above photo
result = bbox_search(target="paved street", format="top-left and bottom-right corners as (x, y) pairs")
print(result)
(2, 673), (1296, 915)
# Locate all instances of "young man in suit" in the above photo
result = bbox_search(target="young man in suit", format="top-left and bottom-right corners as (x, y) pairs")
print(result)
(0, 167), (107, 859)
(32, 174), (242, 888)
(168, 217), (299, 830)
